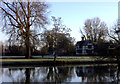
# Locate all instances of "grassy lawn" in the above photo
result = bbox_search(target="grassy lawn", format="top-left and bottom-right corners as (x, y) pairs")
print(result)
(0, 56), (117, 62)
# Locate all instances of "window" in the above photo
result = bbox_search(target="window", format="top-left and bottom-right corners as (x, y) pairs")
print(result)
(79, 45), (82, 48)
(88, 45), (92, 48)
(77, 50), (82, 53)
(86, 50), (92, 54)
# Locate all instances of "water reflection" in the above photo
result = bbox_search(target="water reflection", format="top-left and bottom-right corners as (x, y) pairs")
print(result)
(25, 68), (30, 84)
(76, 65), (119, 82)
(76, 66), (94, 82)
(1, 65), (120, 83)
(42, 67), (74, 82)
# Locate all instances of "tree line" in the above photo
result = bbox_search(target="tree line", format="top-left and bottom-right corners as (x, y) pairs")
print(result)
(0, 0), (120, 59)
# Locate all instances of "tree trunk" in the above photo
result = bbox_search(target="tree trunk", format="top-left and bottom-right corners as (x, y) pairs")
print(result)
(54, 54), (56, 62)
(25, 27), (31, 59)
(54, 51), (57, 63)
(25, 37), (31, 59)
(25, 2), (31, 59)
(26, 43), (31, 59)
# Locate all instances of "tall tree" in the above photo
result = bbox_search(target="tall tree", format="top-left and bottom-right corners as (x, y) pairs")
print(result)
(80, 17), (108, 42)
(43, 16), (73, 61)
(108, 21), (120, 63)
(0, 0), (49, 58)
(108, 21), (120, 44)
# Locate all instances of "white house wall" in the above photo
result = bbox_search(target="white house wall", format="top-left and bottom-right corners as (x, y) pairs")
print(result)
(82, 46), (87, 55)
(76, 43), (94, 55)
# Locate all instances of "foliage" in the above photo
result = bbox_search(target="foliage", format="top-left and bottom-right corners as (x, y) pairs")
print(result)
(4, 44), (42, 56)
(40, 45), (48, 56)
(42, 16), (75, 56)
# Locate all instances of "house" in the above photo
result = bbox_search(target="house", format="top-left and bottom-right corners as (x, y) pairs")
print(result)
(76, 37), (94, 55)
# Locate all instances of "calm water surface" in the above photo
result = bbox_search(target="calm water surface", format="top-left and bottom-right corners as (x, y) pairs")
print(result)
(1, 64), (120, 83)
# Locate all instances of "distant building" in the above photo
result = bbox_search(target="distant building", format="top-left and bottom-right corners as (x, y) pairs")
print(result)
(76, 37), (94, 55)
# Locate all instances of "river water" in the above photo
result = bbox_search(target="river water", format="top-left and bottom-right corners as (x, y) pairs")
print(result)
(1, 64), (120, 83)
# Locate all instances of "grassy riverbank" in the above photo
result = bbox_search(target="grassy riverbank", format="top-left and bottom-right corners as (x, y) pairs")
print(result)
(1, 56), (118, 66)
(0, 56), (117, 62)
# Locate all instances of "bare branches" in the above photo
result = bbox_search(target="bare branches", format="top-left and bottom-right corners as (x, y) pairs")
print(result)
(19, 2), (28, 18)
(0, 1), (49, 58)
(0, 1), (48, 39)
(80, 28), (86, 39)
(0, 7), (19, 24)
(108, 22), (120, 44)
(80, 17), (108, 42)
(2, 1), (16, 13)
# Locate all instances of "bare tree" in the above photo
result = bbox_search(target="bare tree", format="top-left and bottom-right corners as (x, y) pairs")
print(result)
(43, 16), (72, 62)
(0, 0), (49, 58)
(80, 17), (108, 42)
(108, 21), (120, 44)
(108, 20), (120, 64)
(108, 21), (120, 62)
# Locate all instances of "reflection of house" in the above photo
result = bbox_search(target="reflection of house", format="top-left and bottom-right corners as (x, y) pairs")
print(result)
(76, 66), (94, 77)
(76, 37), (94, 55)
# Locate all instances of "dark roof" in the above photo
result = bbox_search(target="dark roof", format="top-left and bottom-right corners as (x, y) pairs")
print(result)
(76, 40), (92, 46)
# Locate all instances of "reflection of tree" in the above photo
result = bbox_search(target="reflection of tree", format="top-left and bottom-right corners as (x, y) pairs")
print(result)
(2, 68), (26, 82)
(4, 67), (74, 82)
(94, 65), (119, 82)
(89, 66), (110, 82)
(2, 65), (119, 83)
(25, 68), (31, 84)
(1, 68), (32, 83)
(76, 65), (119, 82)
(117, 64), (120, 84)
(42, 66), (74, 83)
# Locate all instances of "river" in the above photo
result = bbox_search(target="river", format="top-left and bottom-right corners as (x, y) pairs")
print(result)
(1, 64), (120, 83)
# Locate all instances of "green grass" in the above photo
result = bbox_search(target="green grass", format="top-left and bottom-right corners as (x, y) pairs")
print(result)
(0, 59), (54, 62)
(0, 56), (117, 62)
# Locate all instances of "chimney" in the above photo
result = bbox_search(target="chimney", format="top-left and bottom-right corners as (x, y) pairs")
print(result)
(87, 36), (90, 40)
(82, 37), (85, 41)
